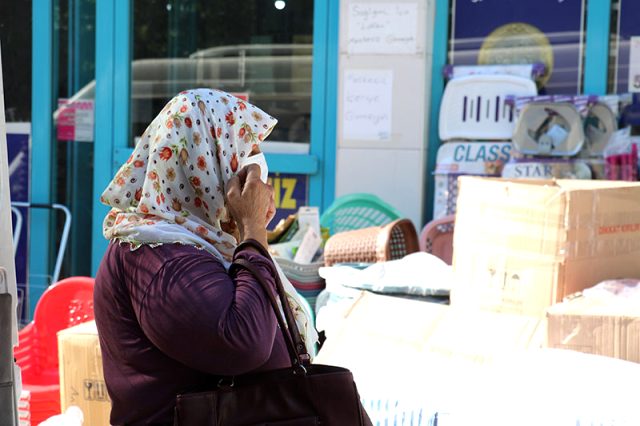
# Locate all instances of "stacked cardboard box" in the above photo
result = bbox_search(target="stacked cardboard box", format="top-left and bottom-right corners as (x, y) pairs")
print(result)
(547, 280), (640, 363)
(315, 292), (545, 423)
(451, 177), (640, 317)
(316, 291), (544, 384)
(58, 321), (111, 425)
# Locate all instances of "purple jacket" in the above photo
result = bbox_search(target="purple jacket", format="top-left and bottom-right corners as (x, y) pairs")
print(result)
(94, 242), (290, 425)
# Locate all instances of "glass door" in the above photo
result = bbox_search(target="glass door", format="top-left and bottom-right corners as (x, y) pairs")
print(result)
(129, 1), (315, 227)
(91, 0), (336, 271)
(129, 1), (313, 147)
(25, 0), (96, 319)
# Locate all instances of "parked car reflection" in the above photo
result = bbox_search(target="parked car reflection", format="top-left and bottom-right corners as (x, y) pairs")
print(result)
(55, 44), (313, 145)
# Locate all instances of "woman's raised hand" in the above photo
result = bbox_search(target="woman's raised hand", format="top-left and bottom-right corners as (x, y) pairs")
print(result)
(226, 164), (275, 248)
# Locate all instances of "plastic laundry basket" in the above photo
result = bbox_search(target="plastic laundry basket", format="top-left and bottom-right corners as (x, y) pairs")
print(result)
(320, 193), (403, 236)
(323, 219), (419, 266)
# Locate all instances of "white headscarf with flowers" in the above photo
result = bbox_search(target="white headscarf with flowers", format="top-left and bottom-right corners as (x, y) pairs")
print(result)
(101, 88), (317, 357)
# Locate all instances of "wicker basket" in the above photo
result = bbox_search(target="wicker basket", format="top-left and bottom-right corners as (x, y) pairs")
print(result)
(323, 218), (419, 266)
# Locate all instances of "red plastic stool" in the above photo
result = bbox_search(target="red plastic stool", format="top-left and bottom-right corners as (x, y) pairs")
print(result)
(14, 276), (95, 425)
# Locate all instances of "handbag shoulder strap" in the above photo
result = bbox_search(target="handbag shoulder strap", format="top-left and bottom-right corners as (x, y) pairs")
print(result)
(231, 243), (309, 368)
(235, 240), (310, 364)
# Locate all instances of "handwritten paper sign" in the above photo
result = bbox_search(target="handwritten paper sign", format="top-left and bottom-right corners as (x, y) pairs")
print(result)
(342, 69), (393, 141)
(347, 2), (418, 55)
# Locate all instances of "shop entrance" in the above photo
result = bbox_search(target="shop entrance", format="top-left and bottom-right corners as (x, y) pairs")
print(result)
(88, 0), (337, 272)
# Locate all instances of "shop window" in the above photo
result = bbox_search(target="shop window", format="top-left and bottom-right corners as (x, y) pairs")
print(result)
(130, 0), (314, 146)
(608, 0), (640, 94)
(0, 2), (32, 121)
(447, 0), (587, 94)
(54, 0), (97, 280)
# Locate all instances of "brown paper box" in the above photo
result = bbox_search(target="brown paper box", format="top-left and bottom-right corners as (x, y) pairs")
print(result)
(58, 320), (111, 426)
(546, 284), (640, 363)
(452, 177), (640, 317)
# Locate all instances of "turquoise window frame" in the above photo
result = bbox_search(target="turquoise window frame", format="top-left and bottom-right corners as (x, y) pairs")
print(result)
(90, 0), (131, 273)
(584, 0), (612, 95)
(310, 0), (340, 211)
(424, 0), (450, 225)
(89, 0), (340, 273)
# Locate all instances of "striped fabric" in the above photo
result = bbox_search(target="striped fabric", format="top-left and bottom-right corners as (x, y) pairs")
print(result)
(274, 257), (326, 312)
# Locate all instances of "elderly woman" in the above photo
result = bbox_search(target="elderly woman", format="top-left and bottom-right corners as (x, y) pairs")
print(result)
(94, 89), (317, 425)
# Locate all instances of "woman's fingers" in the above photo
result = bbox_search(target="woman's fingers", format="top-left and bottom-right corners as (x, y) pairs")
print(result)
(266, 184), (276, 225)
(243, 163), (262, 184)
(236, 165), (250, 183)
(226, 175), (241, 201)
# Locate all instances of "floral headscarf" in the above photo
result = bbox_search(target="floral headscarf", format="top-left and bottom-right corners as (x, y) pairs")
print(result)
(101, 88), (317, 356)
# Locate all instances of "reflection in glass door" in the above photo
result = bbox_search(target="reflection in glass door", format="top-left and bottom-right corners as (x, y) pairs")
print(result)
(130, 1), (314, 146)
(55, 0), (96, 283)
(28, 0), (96, 318)
(129, 0), (316, 227)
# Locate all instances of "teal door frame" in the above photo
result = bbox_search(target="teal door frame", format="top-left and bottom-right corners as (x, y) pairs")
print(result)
(424, 0), (450, 226)
(30, 0), (55, 317)
(90, 0), (131, 274)
(30, 0), (98, 319)
(424, 0), (612, 223)
(584, 0), (612, 94)
(90, 0), (340, 273)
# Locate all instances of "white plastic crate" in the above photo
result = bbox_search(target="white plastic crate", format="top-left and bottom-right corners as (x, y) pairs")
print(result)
(438, 74), (537, 141)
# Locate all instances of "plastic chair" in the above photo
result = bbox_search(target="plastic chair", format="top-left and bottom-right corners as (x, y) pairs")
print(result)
(13, 276), (95, 425)
(320, 193), (403, 236)
(419, 215), (455, 265)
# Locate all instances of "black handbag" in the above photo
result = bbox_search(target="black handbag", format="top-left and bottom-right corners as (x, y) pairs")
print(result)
(174, 244), (373, 426)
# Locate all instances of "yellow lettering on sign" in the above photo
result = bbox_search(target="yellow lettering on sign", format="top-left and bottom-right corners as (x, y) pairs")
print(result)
(281, 178), (297, 209)
(269, 176), (281, 208)
(267, 176), (297, 209)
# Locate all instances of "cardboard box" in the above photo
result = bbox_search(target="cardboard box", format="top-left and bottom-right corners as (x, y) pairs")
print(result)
(547, 280), (640, 362)
(451, 177), (640, 317)
(58, 320), (111, 425)
(316, 292), (543, 388)
(315, 292), (545, 423)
